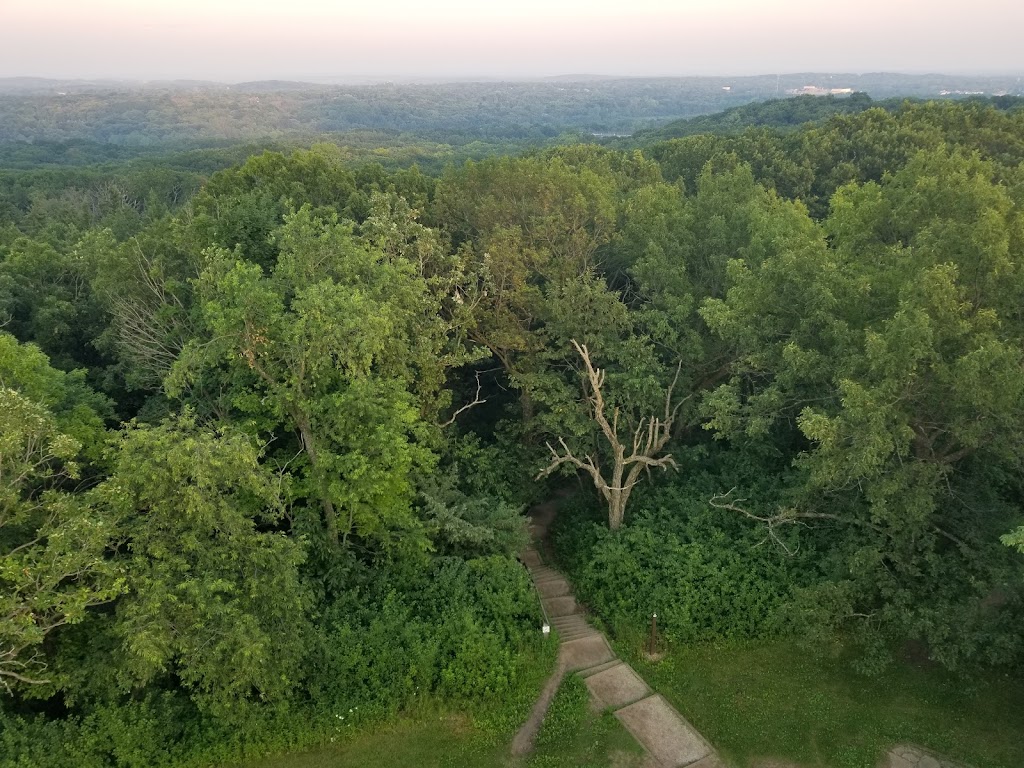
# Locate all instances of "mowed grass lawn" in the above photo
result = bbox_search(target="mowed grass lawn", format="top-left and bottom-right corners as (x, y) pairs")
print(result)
(624, 639), (1024, 768)
(242, 675), (644, 768)
(241, 711), (508, 768)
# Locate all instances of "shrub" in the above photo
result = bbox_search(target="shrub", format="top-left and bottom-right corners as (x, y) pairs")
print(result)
(551, 469), (802, 645)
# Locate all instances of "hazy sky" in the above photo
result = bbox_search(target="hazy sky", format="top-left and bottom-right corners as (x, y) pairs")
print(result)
(2, 0), (1022, 81)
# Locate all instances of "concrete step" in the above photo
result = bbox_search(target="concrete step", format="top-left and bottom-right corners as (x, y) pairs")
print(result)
(554, 620), (593, 633)
(556, 630), (598, 642)
(529, 563), (559, 574)
(528, 564), (560, 576)
(578, 659), (622, 678)
(542, 596), (580, 618)
(520, 549), (543, 567)
(583, 662), (652, 711)
(551, 618), (589, 633)
(686, 755), (727, 768)
(557, 628), (600, 642)
(561, 634), (616, 671)
(530, 573), (564, 585)
(614, 695), (713, 768)
(536, 579), (571, 598)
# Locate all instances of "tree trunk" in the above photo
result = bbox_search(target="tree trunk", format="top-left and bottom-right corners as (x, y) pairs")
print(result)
(520, 388), (535, 424)
(295, 413), (340, 548)
(608, 493), (625, 530)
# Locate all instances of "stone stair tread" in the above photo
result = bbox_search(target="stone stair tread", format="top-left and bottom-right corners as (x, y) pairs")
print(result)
(552, 626), (593, 638)
(561, 634), (616, 671)
(552, 617), (591, 626)
(614, 695), (712, 768)
(532, 572), (567, 584)
(583, 662), (652, 711)
(553, 626), (591, 637)
(578, 659), (623, 678)
(558, 630), (600, 642)
(685, 755), (727, 768)
(559, 631), (598, 645)
(556, 627), (596, 637)
(561, 626), (598, 638)
(536, 580), (571, 598)
(532, 581), (565, 593)
(529, 569), (561, 580)
(551, 617), (589, 628)
(542, 596), (580, 617)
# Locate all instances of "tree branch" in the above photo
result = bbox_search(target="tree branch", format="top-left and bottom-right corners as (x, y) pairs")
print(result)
(439, 371), (487, 427)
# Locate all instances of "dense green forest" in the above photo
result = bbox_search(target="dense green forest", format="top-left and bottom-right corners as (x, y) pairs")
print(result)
(2, 72), (1022, 144)
(2, 94), (1024, 767)
(625, 92), (1024, 142)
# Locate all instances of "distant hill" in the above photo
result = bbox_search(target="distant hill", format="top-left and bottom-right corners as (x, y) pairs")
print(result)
(232, 80), (326, 93)
(541, 74), (622, 82)
(627, 91), (1024, 145)
(1, 73), (1021, 147)
(0, 77), (222, 93)
(627, 93), (884, 143)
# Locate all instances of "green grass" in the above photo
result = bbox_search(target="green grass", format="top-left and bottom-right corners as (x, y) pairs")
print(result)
(529, 674), (645, 768)
(240, 675), (644, 768)
(621, 638), (1024, 768)
(241, 707), (507, 768)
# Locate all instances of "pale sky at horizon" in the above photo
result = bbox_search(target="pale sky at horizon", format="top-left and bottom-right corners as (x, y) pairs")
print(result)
(1, 0), (1022, 81)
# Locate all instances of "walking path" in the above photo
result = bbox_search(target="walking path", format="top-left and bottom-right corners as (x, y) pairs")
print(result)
(512, 500), (724, 768)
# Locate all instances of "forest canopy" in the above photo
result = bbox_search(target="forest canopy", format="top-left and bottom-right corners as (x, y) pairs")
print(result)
(1, 94), (1023, 767)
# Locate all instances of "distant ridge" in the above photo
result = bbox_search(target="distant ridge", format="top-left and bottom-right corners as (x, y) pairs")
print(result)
(0, 77), (223, 93)
(2, 73), (1021, 147)
(541, 74), (621, 82)
(626, 91), (1024, 146)
(627, 92), (878, 143)
(232, 80), (325, 92)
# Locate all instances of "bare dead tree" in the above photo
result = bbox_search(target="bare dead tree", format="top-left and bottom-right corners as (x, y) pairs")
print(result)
(102, 238), (195, 388)
(536, 340), (682, 530)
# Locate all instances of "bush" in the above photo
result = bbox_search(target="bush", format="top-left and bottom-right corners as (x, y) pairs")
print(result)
(1, 554), (552, 768)
(309, 555), (548, 719)
(551, 468), (803, 645)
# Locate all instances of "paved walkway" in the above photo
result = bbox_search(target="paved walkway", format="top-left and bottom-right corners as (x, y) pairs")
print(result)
(512, 502), (725, 768)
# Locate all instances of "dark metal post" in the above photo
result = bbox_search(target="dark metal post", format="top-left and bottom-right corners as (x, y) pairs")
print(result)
(649, 612), (657, 655)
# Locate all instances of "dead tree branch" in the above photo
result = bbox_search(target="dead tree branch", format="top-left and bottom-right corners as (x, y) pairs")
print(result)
(709, 487), (882, 556)
(440, 371), (487, 427)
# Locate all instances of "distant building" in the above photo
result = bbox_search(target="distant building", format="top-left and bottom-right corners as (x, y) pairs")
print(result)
(785, 85), (854, 97)
(786, 85), (829, 96)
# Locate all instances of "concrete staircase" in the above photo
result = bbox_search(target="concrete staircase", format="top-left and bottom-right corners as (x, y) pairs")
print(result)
(515, 507), (725, 768)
